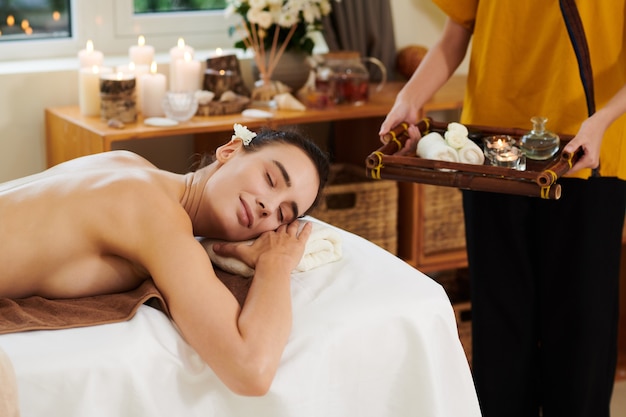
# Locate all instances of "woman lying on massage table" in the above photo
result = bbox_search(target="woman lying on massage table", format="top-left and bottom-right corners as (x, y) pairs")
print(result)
(0, 124), (330, 396)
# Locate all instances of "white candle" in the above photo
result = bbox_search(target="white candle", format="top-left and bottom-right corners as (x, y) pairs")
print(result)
(172, 52), (201, 92)
(140, 62), (167, 117)
(78, 40), (104, 68)
(129, 35), (155, 67)
(169, 38), (195, 91)
(78, 65), (113, 116)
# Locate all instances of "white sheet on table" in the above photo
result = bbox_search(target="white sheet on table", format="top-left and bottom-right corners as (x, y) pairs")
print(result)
(0, 218), (480, 417)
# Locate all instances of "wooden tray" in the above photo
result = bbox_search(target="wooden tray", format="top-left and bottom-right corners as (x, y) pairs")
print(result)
(365, 118), (583, 200)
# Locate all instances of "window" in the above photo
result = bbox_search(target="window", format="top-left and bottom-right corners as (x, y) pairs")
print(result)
(133, 0), (227, 13)
(0, 0), (71, 42)
(0, 0), (238, 62)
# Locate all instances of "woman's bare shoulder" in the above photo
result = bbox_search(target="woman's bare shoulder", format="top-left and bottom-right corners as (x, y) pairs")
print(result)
(57, 150), (157, 171)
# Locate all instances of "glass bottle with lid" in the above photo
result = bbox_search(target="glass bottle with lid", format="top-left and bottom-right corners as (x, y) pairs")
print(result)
(519, 116), (560, 160)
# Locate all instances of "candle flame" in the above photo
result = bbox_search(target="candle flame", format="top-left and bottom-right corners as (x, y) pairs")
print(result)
(6, 15), (15, 27)
(52, 11), (60, 21)
(219, 69), (225, 75)
(138, 35), (145, 46)
(86, 40), (94, 52)
(216, 48), (223, 56)
(150, 61), (158, 74)
(116, 72), (123, 80)
(177, 37), (185, 48)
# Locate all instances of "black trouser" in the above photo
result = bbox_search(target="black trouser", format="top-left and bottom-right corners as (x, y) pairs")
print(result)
(462, 177), (626, 417)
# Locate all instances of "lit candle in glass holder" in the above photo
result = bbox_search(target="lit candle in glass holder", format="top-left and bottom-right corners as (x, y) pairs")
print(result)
(483, 135), (516, 152)
(493, 146), (526, 170)
(482, 135), (517, 165)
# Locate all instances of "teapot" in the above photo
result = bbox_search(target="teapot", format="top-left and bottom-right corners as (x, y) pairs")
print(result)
(315, 51), (387, 105)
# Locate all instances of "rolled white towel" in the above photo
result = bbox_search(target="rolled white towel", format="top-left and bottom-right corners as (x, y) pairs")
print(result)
(444, 122), (470, 149)
(447, 122), (469, 136)
(458, 140), (485, 165)
(200, 221), (342, 277)
(416, 132), (460, 162)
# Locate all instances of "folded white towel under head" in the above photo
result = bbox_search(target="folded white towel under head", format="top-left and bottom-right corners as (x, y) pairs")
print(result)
(200, 221), (343, 277)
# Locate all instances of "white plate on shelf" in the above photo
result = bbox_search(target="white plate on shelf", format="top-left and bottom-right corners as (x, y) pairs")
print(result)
(241, 108), (274, 119)
(144, 117), (179, 127)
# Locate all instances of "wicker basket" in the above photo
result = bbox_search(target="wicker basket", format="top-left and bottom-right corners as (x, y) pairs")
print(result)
(310, 164), (398, 254)
(422, 185), (466, 255)
(453, 301), (473, 366)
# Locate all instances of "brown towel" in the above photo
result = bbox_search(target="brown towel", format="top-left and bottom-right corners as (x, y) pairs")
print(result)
(0, 270), (252, 335)
(0, 280), (168, 335)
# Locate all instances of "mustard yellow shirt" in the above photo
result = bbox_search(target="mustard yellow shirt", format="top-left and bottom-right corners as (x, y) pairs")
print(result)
(433, 0), (626, 179)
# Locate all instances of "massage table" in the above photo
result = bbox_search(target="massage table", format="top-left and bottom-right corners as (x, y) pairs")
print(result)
(0, 218), (481, 417)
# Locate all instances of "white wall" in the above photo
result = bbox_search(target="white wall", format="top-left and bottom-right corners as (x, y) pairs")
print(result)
(0, 0), (456, 183)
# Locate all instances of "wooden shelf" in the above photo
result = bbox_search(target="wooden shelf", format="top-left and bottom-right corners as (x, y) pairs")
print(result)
(45, 76), (466, 167)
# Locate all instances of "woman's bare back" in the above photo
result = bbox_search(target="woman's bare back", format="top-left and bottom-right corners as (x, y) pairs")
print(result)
(0, 151), (187, 299)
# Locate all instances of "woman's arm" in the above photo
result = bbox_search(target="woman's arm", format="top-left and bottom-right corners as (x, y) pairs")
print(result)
(379, 18), (472, 148)
(145, 216), (310, 396)
(564, 83), (626, 173)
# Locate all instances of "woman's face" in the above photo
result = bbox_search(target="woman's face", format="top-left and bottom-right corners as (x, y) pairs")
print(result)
(202, 142), (320, 241)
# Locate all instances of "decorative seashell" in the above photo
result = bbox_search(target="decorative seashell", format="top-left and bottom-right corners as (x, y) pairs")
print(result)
(195, 90), (215, 105)
(273, 80), (292, 94)
(107, 118), (125, 129)
(275, 93), (306, 111)
(219, 90), (238, 102)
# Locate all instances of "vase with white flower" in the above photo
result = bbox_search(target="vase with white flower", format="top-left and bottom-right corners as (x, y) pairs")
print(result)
(226, 0), (337, 100)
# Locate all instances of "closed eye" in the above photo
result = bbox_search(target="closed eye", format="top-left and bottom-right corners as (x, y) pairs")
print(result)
(266, 172), (275, 187)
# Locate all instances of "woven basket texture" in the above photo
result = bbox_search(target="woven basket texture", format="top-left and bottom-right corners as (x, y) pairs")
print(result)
(421, 184), (466, 255)
(310, 164), (398, 254)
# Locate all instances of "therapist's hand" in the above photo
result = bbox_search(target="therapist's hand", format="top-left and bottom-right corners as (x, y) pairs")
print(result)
(562, 117), (604, 174)
(379, 93), (423, 155)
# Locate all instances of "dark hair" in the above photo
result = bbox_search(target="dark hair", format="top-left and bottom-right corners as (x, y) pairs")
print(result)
(197, 127), (330, 216)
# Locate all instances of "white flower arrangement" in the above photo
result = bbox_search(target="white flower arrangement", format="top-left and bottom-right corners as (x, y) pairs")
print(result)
(226, 0), (334, 31)
(232, 123), (257, 146)
(226, 0), (339, 83)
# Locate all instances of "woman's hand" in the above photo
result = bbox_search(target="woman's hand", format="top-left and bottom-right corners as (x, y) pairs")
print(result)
(379, 93), (423, 154)
(562, 118), (603, 174)
(212, 221), (312, 271)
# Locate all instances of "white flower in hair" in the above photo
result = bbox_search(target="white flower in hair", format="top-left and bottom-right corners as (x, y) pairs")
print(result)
(232, 123), (257, 146)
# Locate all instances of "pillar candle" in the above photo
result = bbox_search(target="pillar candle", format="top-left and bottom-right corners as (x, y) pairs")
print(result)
(78, 65), (113, 116)
(100, 72), (137, 122)
(116, 62), (150, 113)
(172, 52), (201, 92)
(203, 68), (234, 99)
(140, 62), (167, 118)
(78, 40), (104, 68)
(169, 38), (195, 91)
(129, 35), (155, 67)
